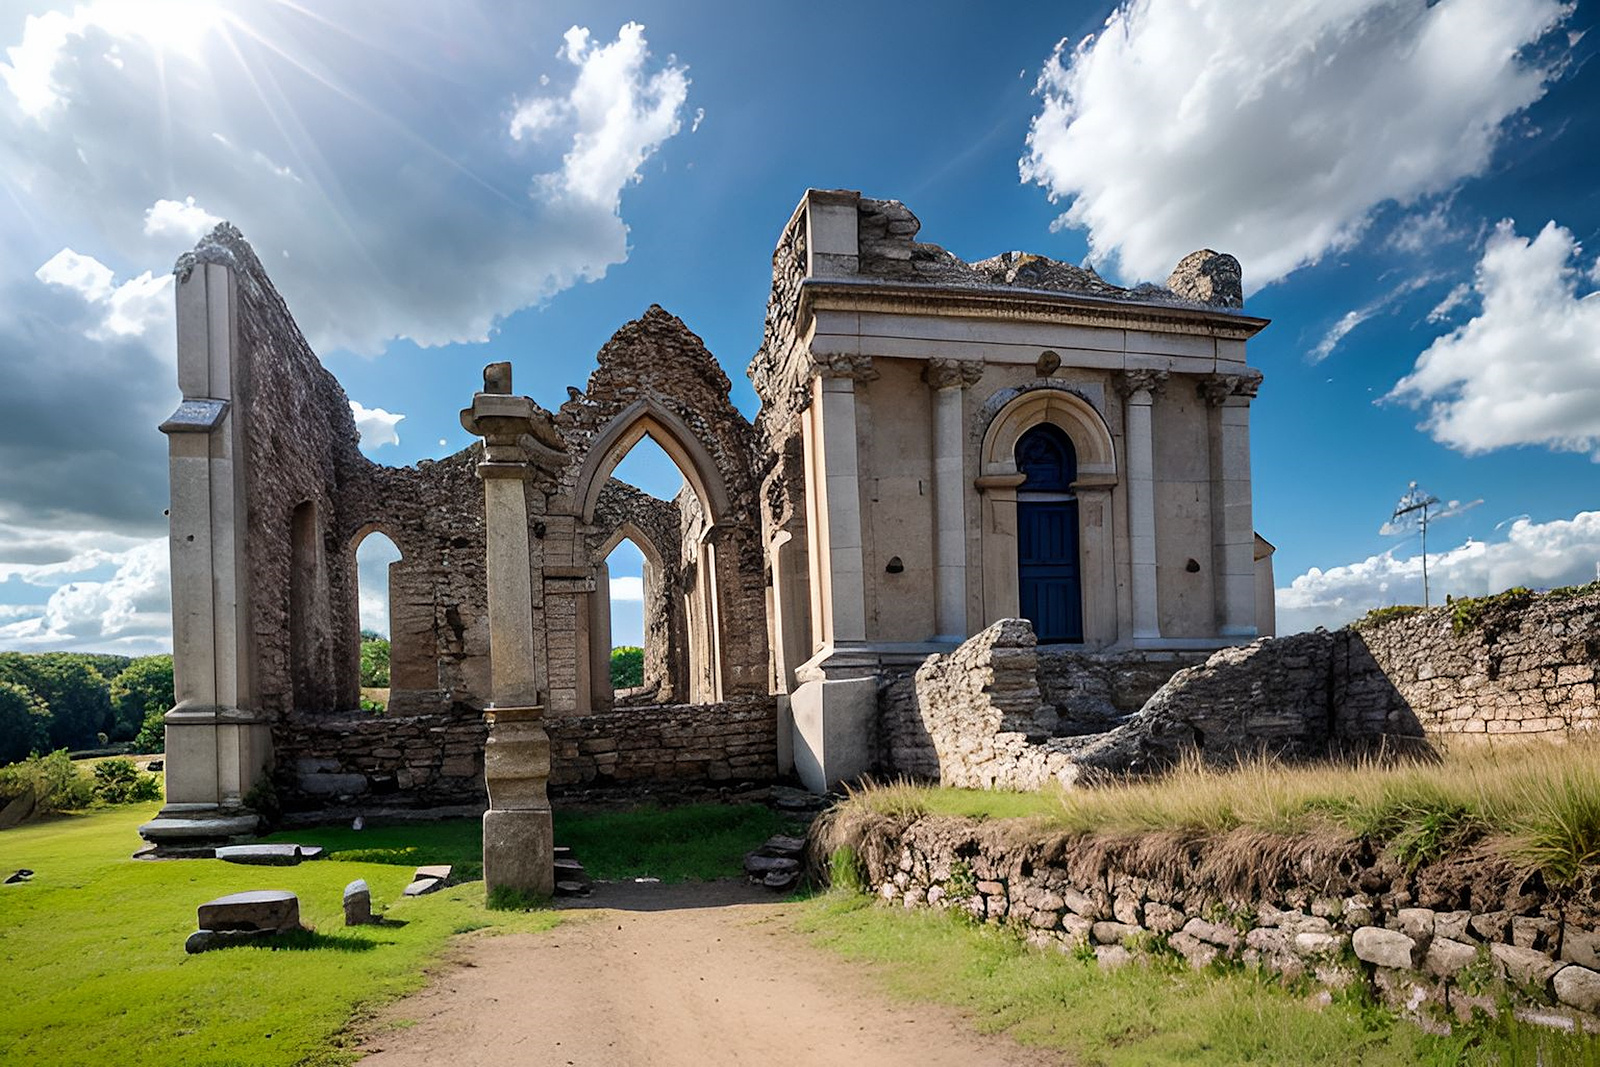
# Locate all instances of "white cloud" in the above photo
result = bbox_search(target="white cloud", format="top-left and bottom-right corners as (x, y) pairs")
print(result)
(34, 247), (114, 301)
(349, 400), (404, 451)
(515, 21), (690, 211)
(1389, 219), (1600, 457)
(1, 10), (693, 355)
(1310, 309), (1369, 364)
(1020, 0), (1572, 289)
(34, 247), (171, 340)
(0, 533), (170, 654)
(1427, 282), (1472, 324)
(610, 575), (644, 602)
(143, 195), (223, 242)
(1277, 510), (1600, 634)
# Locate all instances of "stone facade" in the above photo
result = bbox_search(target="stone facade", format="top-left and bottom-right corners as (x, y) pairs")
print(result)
(749, 190), (1274, 791)
(822, 812), (1600, 1032)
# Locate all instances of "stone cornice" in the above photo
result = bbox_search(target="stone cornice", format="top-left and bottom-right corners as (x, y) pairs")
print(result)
(797, 277), (1271, 341)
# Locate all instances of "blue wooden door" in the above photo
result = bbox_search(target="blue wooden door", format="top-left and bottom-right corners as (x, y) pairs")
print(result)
(1016, 424), (1083, 643)
(1018, 501), (1083, 642)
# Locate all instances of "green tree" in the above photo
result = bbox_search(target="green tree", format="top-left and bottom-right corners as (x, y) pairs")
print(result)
(0, 681), (51, 765)
(133, 710), (166, 755)
(610, 646), (643, 689)
(0, 653), (112, 751)
(359, 636), (391, 688)
(108, 656), (174, 741)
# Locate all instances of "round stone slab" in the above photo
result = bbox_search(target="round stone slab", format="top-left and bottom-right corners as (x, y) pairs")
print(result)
(196, 889), (300, 933)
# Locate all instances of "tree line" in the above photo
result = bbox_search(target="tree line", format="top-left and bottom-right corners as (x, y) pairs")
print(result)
(0, 652), (174, 765)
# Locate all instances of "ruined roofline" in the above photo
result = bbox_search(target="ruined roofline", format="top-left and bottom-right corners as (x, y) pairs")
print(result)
(789, 188), (1257, 319)
(795, 274), (1270, 339)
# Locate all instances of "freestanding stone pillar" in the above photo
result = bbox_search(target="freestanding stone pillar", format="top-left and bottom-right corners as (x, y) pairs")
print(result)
(461, 363), (565, 900)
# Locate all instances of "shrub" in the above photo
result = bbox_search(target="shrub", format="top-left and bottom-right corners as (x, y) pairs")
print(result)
(0, 750), (95, 814)
(359, 637), (390, 688)
(91, 758), (162, 804)
(610, 646), (643, 689)
(133, 709), (165, 754)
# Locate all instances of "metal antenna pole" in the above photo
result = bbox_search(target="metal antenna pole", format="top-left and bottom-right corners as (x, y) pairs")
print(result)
(1420, 505), (1429, 608)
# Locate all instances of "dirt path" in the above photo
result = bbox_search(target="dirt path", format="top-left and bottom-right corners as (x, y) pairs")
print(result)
(357, 880), (1062, 1067)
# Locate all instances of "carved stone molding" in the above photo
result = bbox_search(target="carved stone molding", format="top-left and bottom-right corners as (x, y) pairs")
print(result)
(1113, 369), (1169, 400)
(816, 354), (880, 384)
(1234, 368), (1264, 399)
(1197, 368), (1264, 405)
(923, 358), (985, 390)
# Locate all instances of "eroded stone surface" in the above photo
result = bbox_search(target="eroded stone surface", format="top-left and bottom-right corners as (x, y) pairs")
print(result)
(197, 890), (300, 933)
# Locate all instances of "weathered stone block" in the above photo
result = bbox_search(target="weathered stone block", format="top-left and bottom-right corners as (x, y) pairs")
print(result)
(343, 879), (372, 925)
(1353, 926), (1420, 970)
(1553, 965), (1600, 1014)
(1491, 943), (1561, 991)
(197, 890), (300, 933)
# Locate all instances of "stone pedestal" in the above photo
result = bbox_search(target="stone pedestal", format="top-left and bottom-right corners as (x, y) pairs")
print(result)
(482, 705), (554, 897)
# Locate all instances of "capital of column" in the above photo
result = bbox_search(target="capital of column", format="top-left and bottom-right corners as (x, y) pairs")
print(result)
(460, 363), (567, 478)
(923, 358), (985, 391)
(1114, 368), (1169, 402)
(815, 354), (879, 384)
(1196, 368), (1264, 406)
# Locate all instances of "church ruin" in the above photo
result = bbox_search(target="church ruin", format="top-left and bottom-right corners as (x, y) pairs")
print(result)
(140, 189), (1275, 844)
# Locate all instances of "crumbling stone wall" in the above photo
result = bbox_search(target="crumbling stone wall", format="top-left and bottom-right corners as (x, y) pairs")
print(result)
(824, 813), (1600, 1031)
(883, 589), (1600, 792)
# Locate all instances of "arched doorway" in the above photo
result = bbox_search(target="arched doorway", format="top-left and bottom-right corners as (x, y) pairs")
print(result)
(1015, 423), (1082, 643)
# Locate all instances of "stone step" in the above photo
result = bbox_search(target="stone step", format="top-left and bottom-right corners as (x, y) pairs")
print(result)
(554, 879), (592, 897)
(743, 853), (800, 876)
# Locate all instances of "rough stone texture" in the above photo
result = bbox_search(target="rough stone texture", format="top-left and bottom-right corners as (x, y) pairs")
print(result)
(877, 588), (1600, 789)
(273, 697), (777, 807)
(819, 812), (1600, 1032)
(343, 879), (372, 926)
(196, 889), (300, 933)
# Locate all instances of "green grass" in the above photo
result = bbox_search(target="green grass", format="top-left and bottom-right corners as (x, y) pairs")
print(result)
(265, 801), (792, 885)
(843, 742), (1600, 881)
(553, 802), (794, 882)
(0, 804), (559, 1067)
(793, 890), (1600, 1066)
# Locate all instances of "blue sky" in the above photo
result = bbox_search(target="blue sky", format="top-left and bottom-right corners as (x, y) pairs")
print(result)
(0, 0), (1596, 655)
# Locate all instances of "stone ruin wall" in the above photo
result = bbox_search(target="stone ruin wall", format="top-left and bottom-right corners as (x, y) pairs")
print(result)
(202, 223), (784, 809)
(275, 695), (778, 810)
(550, 306), (770, 708)
(824, 812), (1600, 1032)
(881, 588), (1600, 790)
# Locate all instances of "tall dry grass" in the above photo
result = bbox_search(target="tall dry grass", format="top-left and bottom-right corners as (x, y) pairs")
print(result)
(841, 740), (1600, 883)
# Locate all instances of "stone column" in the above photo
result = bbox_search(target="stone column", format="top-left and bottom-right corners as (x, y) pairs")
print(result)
(1201, 370), (1262, 638)
(461, 362), (566, 900)
(1116, 370), (1167, 642)
(141, 254), (269, 846)
(926, 359), (983, 642)
(813, 355), (876, 645)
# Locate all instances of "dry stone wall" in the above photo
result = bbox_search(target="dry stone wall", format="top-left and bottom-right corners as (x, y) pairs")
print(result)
(826, 813), (1600, 1032)
(273, 696), (778, 809)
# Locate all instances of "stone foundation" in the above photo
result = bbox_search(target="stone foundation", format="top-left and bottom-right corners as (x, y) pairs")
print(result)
(820, 812), (1600, 1032)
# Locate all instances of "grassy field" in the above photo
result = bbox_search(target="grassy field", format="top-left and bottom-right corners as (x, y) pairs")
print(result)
(1, 799), (790, 1064)
(262, 801), (794, 884)
(794, 890), (1600, 1067)
(0, 803), (561, 1066)
(844, 741), (1600, 879)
